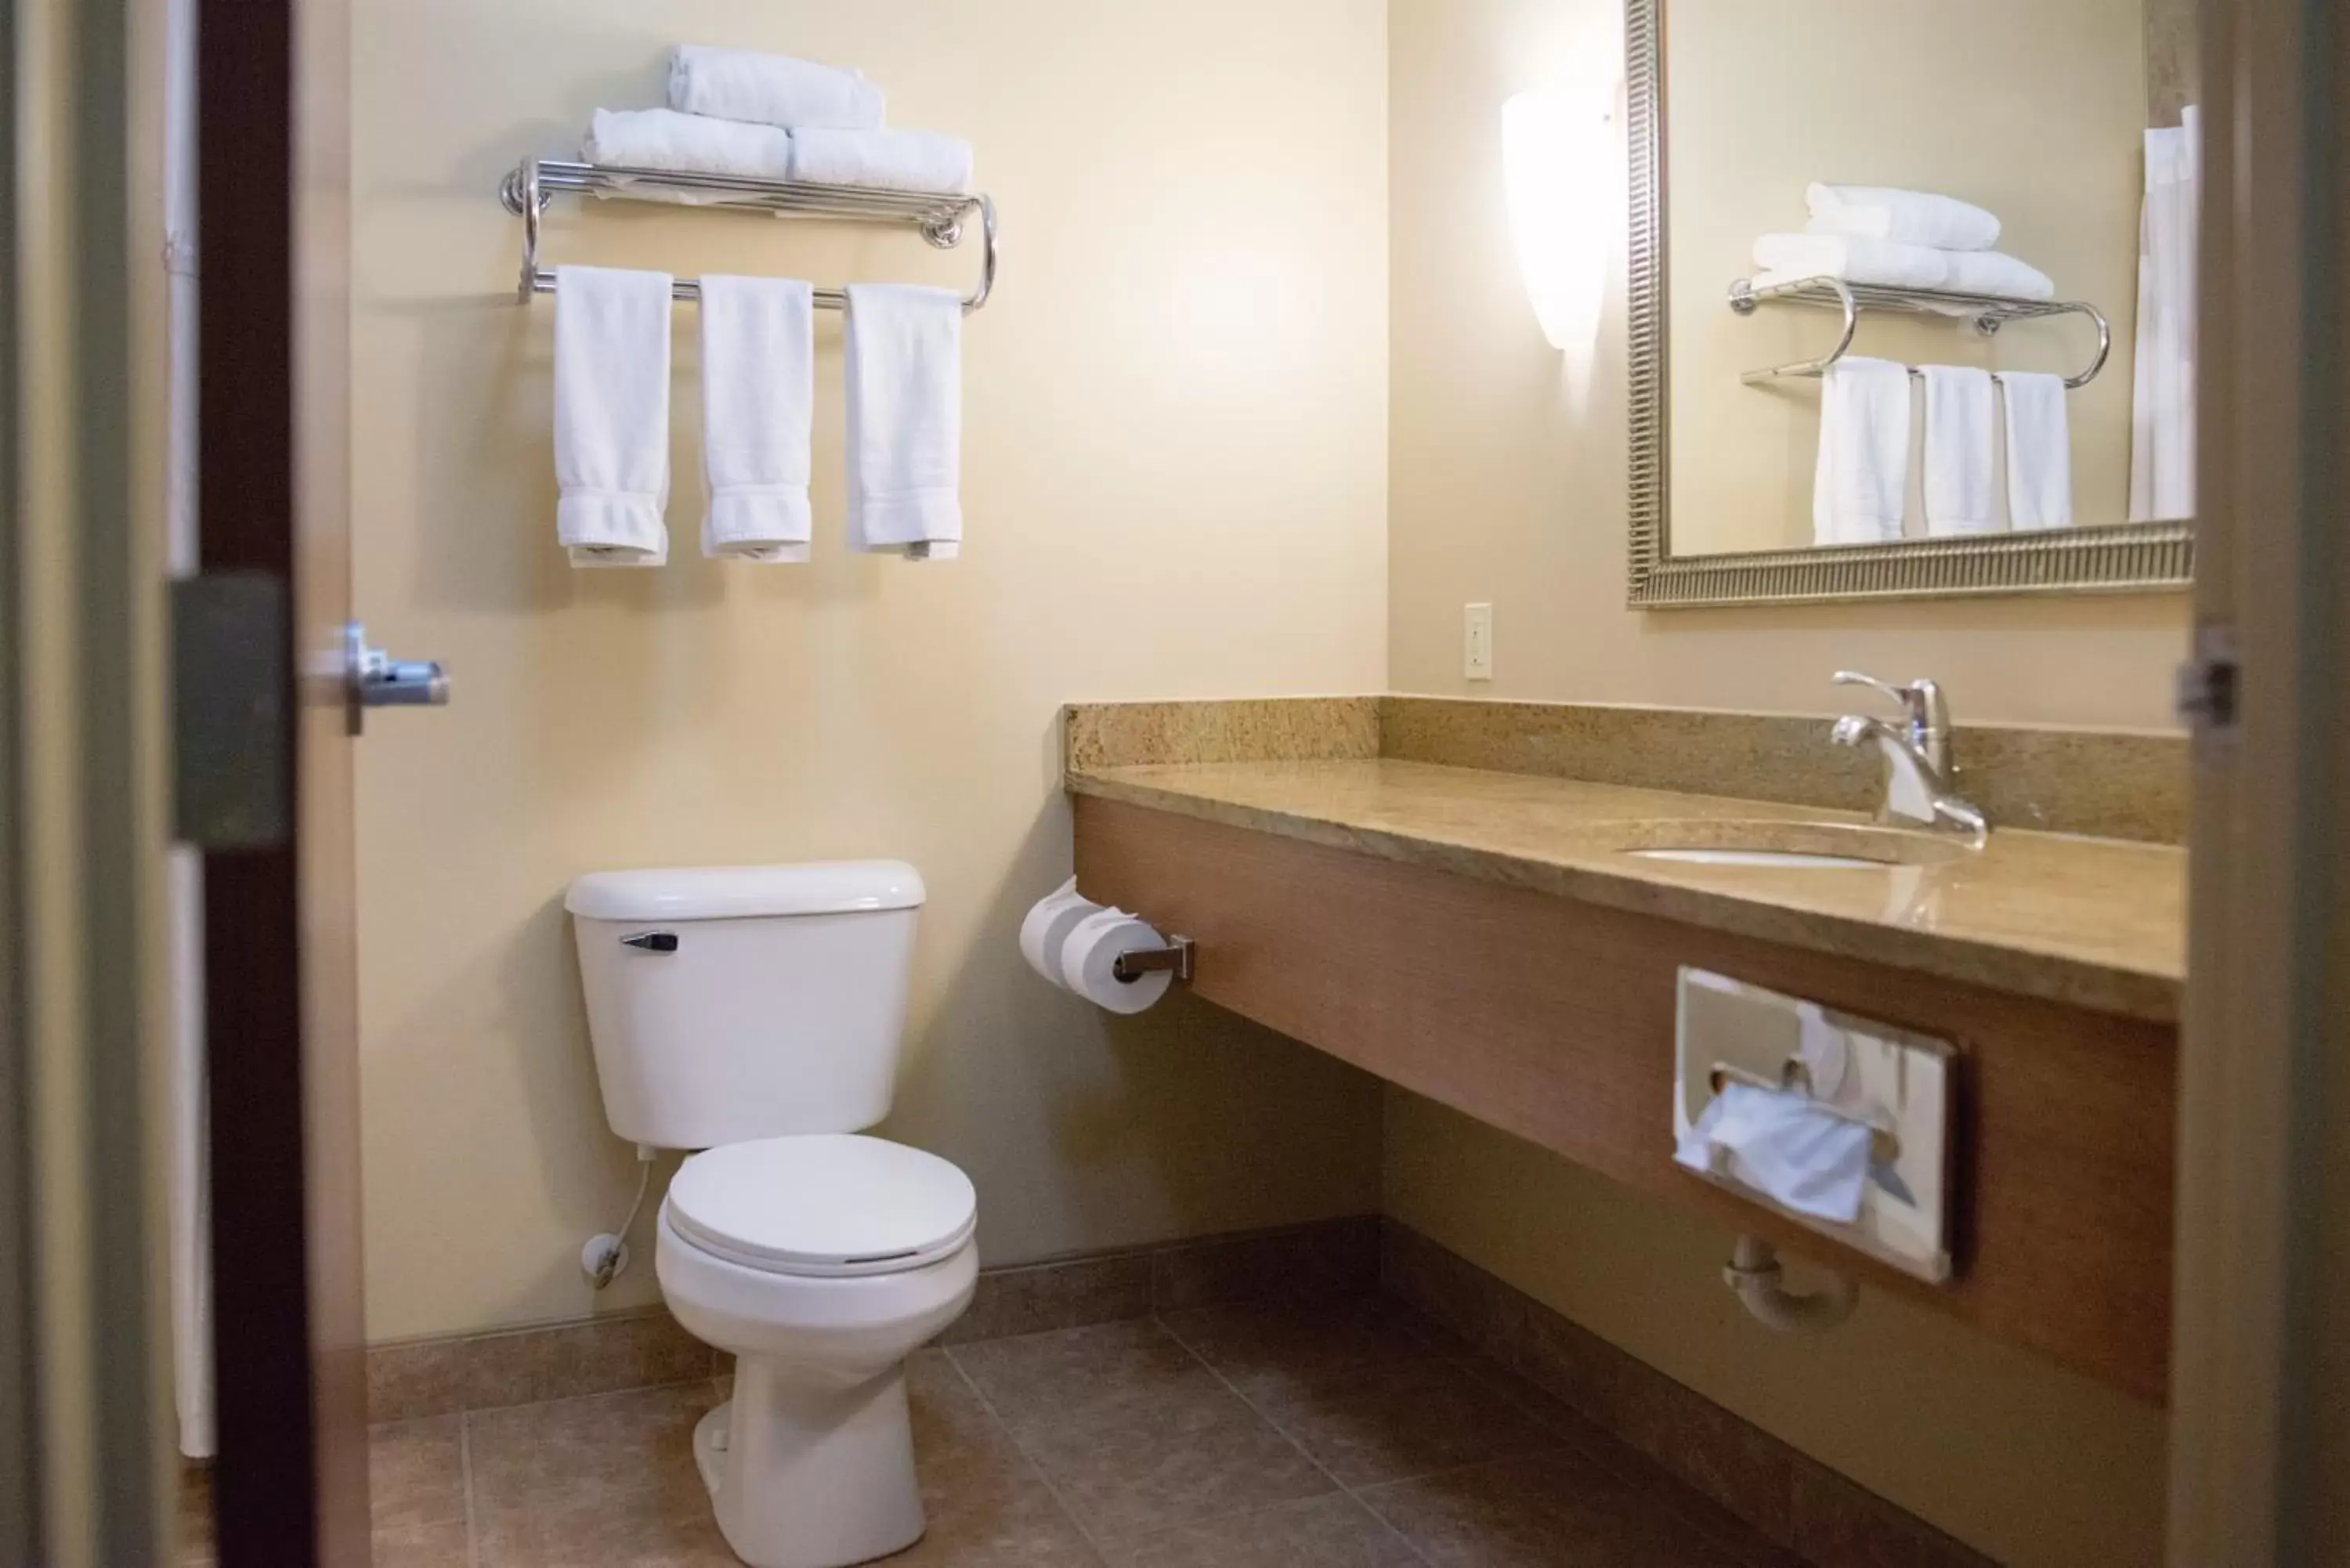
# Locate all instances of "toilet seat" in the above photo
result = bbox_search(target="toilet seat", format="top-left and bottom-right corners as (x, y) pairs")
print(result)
(666, 1133), (976, 1279)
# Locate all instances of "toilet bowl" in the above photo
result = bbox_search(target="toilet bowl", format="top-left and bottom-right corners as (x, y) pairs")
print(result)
(563, 862), (977, 1568)
(656, 1133), (978, 1568)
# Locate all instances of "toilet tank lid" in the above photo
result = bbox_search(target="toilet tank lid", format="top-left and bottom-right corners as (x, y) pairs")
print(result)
(564, 861), (926, 921)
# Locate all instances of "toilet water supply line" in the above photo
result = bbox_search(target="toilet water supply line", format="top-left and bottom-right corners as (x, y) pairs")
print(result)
(1723, 1235), (1859, 1333)
(585, 1143), (660, 1291)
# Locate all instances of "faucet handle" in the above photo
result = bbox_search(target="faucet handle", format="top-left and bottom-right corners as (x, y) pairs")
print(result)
(1832, 670), (1946, 733)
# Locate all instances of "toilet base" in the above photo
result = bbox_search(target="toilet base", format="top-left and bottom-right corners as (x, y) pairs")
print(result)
(694, 1358), (927, 1568)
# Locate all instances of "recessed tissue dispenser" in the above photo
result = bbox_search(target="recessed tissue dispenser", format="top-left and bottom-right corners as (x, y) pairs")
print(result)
(1673, 967), (1954, 1284)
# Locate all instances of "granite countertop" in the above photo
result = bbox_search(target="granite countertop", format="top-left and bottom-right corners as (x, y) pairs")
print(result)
(1067, 757), (2186, 1023)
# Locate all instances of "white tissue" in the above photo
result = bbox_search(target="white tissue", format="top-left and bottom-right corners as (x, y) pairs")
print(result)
(1058, 908), (1173, 1016)
(1018, 880), (1103, 990)
(1675, 1082), (1872, 1223)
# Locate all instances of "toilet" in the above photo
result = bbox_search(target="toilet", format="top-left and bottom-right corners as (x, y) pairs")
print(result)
(565, 862), (977, 1568)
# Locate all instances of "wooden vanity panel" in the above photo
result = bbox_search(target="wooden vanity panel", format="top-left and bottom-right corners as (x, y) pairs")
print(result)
(1074, 794), (2175, 1404)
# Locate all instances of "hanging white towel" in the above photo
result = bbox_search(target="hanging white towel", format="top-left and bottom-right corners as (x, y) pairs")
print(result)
(555, 266), (672, 567)
(1813, 356), (1912, 546)
(1806, 182), (2002, 252)
(790, 128), (974, 196)
(1995, 371), (2073, 530)
(844, 284), (964, 559)
(1918, 365), (1999, 536)
(668, 44), (884, 132)
(698, 276), (814, 562)
(583, 108), (793, 190)
(1752, 233), (1948, 292)
(2131, 106), (2200, 522)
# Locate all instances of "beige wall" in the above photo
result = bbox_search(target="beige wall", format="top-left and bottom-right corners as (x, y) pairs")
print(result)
(349, 0), (1391, 1343)
(1668, 0), (2146, 552)
(1389, 0), (2178, 1561)
(1389, 0), (2189, 729)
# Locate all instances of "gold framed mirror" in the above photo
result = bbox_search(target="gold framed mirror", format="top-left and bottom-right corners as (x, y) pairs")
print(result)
(1624, 0), (2196, 607)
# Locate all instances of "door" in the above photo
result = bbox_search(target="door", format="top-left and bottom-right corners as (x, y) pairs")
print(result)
(2165, 0), (2350, 1558)
(188, 0), (440, 1559)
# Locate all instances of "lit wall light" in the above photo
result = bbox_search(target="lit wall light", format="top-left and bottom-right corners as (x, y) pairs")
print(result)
(1502, 86), (1619, 356)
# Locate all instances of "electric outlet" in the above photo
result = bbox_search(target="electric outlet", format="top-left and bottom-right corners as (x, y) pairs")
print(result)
(1463, 603), (1495, 680)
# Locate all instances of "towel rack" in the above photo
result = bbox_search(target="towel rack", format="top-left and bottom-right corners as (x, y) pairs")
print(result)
(1727, 275), (2110, 388)
(497, 156), (998, 313)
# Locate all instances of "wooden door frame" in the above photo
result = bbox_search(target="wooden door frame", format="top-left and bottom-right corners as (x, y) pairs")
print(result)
(2167, 0), (2350, 1555)
(197, 0), (371, 1559)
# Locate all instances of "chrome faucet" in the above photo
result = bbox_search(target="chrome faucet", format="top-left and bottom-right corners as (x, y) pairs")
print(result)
(1828, 672), (1989, 845)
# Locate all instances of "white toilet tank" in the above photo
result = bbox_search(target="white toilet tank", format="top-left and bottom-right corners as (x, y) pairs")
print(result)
(565, 862), (926, 1149)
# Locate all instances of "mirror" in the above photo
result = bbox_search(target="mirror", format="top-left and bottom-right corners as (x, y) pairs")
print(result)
(1625, 0), (2197, 606)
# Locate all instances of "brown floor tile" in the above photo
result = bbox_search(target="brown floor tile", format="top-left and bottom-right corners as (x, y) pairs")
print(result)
(1256, 1357), (1564, 1487)
(888, 1351), (1104, 1566)
(371, 1519), (472, 1568)
(468, 1381), (716, 1544)
(1156, 1295), (1453, 1410)
(1117, 1492), (1423, 1567)
(1014, 1383), (1336, 1544)
(174, 1460), (214, 1564)
(948, 1319), (1224, 1431)
(1362, 1447), (1770, 1568)
(475, 1502), (738, 1568)
(367, 1414), (466, 1532)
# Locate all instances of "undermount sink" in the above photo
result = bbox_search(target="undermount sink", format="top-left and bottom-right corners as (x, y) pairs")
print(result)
(1613, 818), (1978, 869)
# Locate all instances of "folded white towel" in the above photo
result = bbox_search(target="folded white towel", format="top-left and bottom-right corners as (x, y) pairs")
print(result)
(1813, 356), (1911, 546)
(1806, 183), (2002, 252)
(554, 266), (672, 568)
(791, 128), (974, 196)
(844, 284), (963, 559)
(1995, 371), (2073, 529)
(1918, 366), (1999, 536)
(698, 276), (814, 562)
(667, 45), (884, 132)
(1938, 249), (2056, 302)
(1752, 233), (1948, 292)
(582, 108), (793, 189)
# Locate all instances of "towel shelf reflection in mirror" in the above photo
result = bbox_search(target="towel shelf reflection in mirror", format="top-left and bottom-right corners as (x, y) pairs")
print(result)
(496, 156), (999, 313)
(1728, 276), (2113, 388)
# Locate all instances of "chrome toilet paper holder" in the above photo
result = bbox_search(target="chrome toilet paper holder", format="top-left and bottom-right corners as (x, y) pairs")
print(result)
(1112, 934), (1195, 985)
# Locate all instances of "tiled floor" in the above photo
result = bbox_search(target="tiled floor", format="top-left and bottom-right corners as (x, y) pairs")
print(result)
(179, 1293), (1800, 1566)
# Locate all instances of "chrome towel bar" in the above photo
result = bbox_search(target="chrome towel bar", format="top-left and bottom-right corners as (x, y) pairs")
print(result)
(1728, 274), (2110, 388)
(497, 156), (999, 313)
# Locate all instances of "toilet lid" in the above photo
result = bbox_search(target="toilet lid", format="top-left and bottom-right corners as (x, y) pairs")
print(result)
(665, 1134), (977, 1279)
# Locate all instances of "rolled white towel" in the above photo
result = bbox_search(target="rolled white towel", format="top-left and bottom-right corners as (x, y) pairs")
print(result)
(1752, 233), (1948, 291)
(1939, 249), (2056, 302)
(583, 108), (792, 188)
(1806, 183), (2001, 251)
(668, 45), (884, 132)
(791, 128), (974, 196)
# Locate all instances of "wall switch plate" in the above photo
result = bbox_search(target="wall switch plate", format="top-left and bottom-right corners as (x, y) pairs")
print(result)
(1463, 602), (1495, 681)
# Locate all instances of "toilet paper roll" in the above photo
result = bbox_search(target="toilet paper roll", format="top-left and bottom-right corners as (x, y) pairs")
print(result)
(1058, 908), (1173, 1015)
(1018, 880), (1103, 991)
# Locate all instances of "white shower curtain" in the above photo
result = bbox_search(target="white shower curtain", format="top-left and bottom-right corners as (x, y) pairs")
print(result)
(2128, 105), (2199, 523)
(164, 0), (214, 1461)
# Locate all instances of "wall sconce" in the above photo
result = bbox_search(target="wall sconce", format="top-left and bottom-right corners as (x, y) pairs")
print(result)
(1502, 86), (1619, 355)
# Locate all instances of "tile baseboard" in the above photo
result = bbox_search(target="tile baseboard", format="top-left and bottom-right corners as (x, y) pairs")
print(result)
(367, 1215), (1380, 1422)
(1379, 1219), (1995, 1568)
